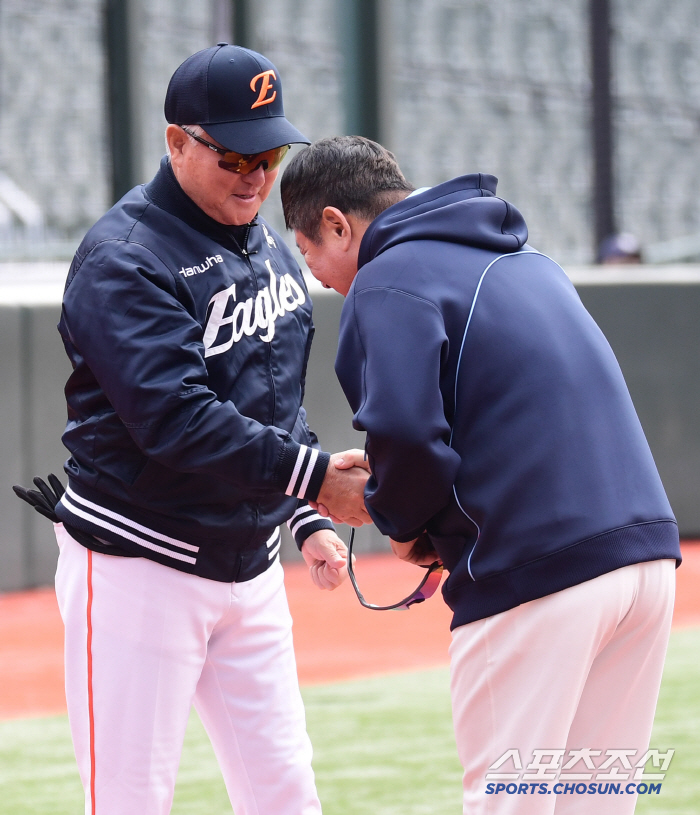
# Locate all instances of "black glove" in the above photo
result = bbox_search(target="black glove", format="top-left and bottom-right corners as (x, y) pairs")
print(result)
(13, 473), (65, 522)
(13, 473), (108, 552)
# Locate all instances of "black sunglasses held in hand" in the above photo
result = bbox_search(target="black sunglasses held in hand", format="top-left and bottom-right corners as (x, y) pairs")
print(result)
(347, 527), (444, 611)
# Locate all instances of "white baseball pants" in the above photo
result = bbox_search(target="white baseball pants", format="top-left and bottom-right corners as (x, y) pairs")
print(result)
(449, 558), (676, 815)
(54, 523), (321, 815)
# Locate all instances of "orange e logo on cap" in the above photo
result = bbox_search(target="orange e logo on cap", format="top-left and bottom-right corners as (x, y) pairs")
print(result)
(250, 70), (277, 109)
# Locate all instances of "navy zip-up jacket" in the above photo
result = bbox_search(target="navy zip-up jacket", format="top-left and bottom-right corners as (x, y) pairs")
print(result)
(335, 174), (681, 628)
(55, 157), (332, 582)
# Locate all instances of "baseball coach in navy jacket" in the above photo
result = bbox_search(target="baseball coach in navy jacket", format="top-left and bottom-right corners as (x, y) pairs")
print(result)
(281, 135), (681, 815)
(42, 48), (371, 815)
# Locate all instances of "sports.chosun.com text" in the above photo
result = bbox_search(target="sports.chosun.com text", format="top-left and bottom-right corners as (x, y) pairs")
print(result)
(486, 782), (661, 796)
(484, 747), (673, 796)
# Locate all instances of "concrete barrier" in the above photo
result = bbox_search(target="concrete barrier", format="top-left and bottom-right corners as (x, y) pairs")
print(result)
(569, 266), (700, 539)
(1, 263), (698, 591)
(0, 264), (71, 590)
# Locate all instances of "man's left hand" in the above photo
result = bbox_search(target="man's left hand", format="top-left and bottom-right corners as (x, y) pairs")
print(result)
(390, 532), (441, 567)
(301, 529), (350, 590)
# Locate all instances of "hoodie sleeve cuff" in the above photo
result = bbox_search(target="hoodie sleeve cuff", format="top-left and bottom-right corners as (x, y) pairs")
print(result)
(287, 503), (335, 550)
(277, 442), (330, 502)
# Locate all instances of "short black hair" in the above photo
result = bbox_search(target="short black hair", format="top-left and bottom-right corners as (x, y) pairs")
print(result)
(281, 136), (414, 243)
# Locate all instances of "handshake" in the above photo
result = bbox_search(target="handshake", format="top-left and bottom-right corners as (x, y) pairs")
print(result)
(312, 449), (372, 527)
(300, 449), (440, 592)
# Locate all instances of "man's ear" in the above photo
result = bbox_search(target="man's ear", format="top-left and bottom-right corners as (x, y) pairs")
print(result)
(319, 207), (352, 245)
(166, 124), (188, 163)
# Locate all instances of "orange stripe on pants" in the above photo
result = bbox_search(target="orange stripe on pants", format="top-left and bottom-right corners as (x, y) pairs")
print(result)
(87, 549), (96, 814)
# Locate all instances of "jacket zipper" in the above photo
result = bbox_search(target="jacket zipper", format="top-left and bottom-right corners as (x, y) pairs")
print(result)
(238, 222), (277, 428)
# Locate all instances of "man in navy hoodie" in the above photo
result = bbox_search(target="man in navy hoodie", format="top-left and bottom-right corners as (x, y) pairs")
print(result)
(281, 136), (681, 815)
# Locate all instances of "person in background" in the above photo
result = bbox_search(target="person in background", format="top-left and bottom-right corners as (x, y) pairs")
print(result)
(598, 232), (643, 264)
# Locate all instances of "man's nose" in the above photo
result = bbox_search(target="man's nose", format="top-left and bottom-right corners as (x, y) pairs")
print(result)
(242, 164), (267, 186)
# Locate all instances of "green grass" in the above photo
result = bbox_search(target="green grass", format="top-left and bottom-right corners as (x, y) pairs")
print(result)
(302, 669), (462, 815)
(0, 716), (82, 815)
(0, 629), (698, 814)
(636, 628), (700, 814)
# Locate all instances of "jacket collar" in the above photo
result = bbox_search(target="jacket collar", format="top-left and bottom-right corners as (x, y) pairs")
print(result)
(144, 156), (254, 246)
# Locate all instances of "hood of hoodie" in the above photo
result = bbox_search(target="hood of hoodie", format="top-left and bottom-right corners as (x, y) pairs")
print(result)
(358, 173), (528, 268)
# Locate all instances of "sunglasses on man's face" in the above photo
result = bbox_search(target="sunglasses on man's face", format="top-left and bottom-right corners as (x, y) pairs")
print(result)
(180, 127), (290, 174)
(347, 527), (444, 611)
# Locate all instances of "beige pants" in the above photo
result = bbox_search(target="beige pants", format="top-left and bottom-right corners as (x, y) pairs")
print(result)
(450, 559), (676, 815)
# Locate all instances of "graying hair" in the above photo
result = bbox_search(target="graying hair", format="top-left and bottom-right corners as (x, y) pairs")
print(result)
(165, 124), (204, 157)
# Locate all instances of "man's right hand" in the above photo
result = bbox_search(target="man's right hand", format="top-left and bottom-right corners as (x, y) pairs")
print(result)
(312, 449), (372, 526)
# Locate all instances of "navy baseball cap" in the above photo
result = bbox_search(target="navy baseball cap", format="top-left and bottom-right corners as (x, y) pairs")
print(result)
(164, 43), (310, 154)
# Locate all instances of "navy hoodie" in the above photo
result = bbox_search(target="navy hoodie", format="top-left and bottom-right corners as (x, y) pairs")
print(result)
(335, 174), (681, 628)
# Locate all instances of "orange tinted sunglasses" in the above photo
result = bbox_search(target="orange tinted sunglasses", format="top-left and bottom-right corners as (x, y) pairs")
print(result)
(181, 127), (290, 174)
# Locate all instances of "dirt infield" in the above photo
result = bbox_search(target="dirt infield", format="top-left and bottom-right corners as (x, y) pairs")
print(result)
(1, 544), (698, 720)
